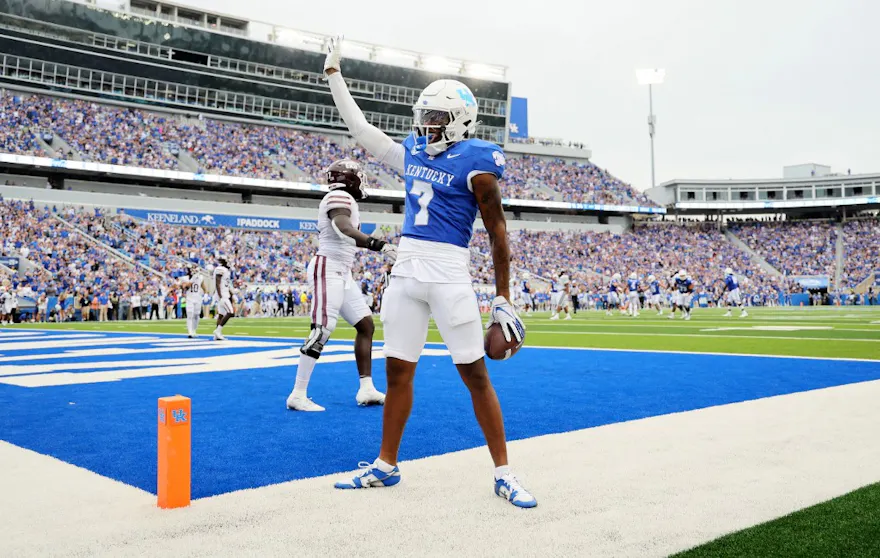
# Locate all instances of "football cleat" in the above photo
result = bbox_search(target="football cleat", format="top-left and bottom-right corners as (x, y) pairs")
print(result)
(334, 461), (401, 489)
(213, 328), (225, 341)
(723, 311), (732, 317)
(355, 386), (386, 406)
(286, 394), (325, 412)
(564, 314), (572, 320)
(740, 310), (749, 318)
(494, 474), (537, 509)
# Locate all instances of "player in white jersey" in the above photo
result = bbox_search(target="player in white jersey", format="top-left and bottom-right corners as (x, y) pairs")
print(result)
(180, 266), (207, 338)
(549, 270), (572, 320)
(212, 256), (234, 340)
(324, 38), (534, 507)
(0, 286), (7, 325)
(286, 159), (398, 412)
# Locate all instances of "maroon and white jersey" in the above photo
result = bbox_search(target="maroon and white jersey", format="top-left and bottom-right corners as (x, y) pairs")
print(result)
(317, 189), (360, 268)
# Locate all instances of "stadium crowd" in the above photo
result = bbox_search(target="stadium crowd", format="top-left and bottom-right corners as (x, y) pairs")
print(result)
(3, 201), (879, 323)
(842, 218), (880, 287)
(729, 221), (838, 278)
(0, 90), (656, 206)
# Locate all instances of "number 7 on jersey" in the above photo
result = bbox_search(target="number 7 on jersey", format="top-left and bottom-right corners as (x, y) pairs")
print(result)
(409, 180), (434, 226)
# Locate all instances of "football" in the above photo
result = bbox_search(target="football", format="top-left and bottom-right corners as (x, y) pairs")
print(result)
(484, 323), (523, 361)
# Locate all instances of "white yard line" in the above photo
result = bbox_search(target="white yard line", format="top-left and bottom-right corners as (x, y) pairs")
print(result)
(2, 379), (879, 557)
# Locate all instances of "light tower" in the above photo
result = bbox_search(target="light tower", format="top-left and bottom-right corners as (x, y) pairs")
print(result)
(636, 68), (666, 189)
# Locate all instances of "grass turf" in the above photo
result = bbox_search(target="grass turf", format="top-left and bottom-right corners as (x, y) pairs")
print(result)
(12, 306), (880, 360)
(673, 482), (880, 558)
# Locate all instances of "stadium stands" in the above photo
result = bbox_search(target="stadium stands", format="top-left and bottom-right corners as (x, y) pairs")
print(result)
(0, 90), (656, 206)
(728, 221), (838, 279)
(842, 218), (880, 287)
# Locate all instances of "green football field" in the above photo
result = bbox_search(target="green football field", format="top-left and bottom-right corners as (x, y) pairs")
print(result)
(17, 305), (880, 360)
(7, 305), (880, 556)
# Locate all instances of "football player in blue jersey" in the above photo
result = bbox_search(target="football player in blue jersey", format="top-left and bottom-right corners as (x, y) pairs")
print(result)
(520, 272), (533, 315)
(626, 272), (641, 318)
(323, 38), (534, 508)
(646, 274), (664, 315)
(605, 273), (622, 316)
(668, 270), (695, 321)
(722, 267), (748, 318)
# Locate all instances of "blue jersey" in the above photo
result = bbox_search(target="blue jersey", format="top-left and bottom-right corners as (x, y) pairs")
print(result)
(650, 280), (661, 295)
(551, 280), (559, 293)
(675, 277), (694, 293)
(401, 135), (505, 249)
(609, 283), (618, 293)
(627, 278), (639, 292)
(725, 275), (739, 291)
(521, 280), (530, 294)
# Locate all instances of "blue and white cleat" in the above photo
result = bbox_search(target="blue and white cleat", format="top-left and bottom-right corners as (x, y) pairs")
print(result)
(494, 474), (537, 508)
(334, 461), (401, 489)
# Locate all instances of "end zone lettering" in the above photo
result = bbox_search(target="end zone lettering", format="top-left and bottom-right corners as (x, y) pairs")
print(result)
(237, 217), (280, 229)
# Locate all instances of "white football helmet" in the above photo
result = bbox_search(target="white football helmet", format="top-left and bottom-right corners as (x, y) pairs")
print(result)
(629, 272), (637, 280)
(678, 269), (687, 279)
(412, 79), (478, 156)
(725, 267), (734, 276)
(612, 273), (621, 281)
(648, 275), (656, 282)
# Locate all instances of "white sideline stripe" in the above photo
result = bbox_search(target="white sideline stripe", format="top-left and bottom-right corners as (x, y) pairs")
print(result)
(523, 344), (880, 364)
(522, 329), (880, 343)
(0, 336), (165, 351)
(0, 333), (105, 343)
(2, 380), (879, 557)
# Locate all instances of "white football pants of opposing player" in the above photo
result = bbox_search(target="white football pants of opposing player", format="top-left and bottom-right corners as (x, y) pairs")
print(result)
(186, 300), (201, 337)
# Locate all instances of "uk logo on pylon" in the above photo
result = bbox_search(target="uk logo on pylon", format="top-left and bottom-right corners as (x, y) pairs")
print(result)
(172, 409), (188, 424)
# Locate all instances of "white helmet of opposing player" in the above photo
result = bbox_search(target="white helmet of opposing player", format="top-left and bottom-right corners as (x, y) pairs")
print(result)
(412, 79), (478, 156)
(629, 272), (637, 280)
(725, 267), (734, 276)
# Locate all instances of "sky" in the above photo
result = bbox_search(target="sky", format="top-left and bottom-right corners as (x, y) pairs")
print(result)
(181, 0), (880, 191)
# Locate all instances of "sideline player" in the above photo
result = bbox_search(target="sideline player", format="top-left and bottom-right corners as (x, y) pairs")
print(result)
(323, 38), (534, 507)
(213, 255), (234, 340)
(646, 274), (663, 315)
(549, 270), (572, 320)
(722, 267), (748, 318)
(520, 272), (533, 315)
(286, 159), (396, 411)
(669, 270), (694, 320)
(626, 272), (641, 317)
(180, 266), (207, 338)
(605, 273), (621, 316)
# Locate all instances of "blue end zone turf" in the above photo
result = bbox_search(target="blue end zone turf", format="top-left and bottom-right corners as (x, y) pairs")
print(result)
(1, 330), (879, 498)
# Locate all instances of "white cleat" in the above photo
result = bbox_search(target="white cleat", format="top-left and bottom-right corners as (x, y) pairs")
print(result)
(549, 315), (559, 320)
(723, 311), (732, 317)
(213, 329), (225, 341)
(684, 314), (691, 321)
(286, 394), (325, 412)
(564, 314), (572, 320)
(668, 314), (675, 320)
(740, 311), (749, 318)
(356, 386), (386, 406)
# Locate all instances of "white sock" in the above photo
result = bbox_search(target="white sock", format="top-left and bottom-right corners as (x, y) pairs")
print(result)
(359, 376), (375, 391)
(494, 465), (511, 480)
(293, 354), (317, 397)
(374, 457), (395, 472)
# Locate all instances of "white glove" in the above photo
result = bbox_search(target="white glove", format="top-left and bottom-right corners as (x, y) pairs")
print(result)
(324, 35), (343, 74)
(487, 296), (525, 343)
(380, 243), (398, 264)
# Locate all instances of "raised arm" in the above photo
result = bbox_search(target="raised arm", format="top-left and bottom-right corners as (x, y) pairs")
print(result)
(325, 38), (404, 173)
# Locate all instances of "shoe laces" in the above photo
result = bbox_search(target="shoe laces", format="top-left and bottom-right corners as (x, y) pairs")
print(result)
(356, 461), (375, 477)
